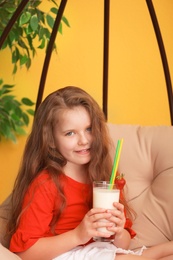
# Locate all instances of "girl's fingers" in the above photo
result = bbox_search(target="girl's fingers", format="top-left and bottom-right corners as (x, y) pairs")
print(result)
(113, 202), (124, 211)
(106, 204), (126, 228)
(87, 208), (113, 220)
(107, 203), (125, 218)
(86, 205), (125, 229)
(94, 220), (114, 229)
(91, 212), (113, 222)
(88, 203), (124, 217)
(87, 208), (106, 216)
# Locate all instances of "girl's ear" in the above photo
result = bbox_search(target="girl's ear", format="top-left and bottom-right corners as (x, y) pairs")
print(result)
(49, 141), (56, 150)
(48, 133), (56, 149)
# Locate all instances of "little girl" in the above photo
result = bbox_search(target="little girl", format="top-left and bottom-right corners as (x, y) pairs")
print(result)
(7, 86), (173, 260)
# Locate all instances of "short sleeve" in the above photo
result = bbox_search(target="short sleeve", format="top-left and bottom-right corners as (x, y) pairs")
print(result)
(10, 172), (58, 252)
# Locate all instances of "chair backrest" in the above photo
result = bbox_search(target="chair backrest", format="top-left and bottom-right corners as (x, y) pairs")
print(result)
(108, 124), (173, 250)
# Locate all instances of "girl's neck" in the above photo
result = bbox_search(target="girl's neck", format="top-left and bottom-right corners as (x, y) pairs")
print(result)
(63, 164), (88, 184)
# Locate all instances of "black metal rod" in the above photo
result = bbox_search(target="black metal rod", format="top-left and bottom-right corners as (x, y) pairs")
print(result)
(146, 0), (173, 125)
(102, 0), (110, 120)
(35, 0), (68, 111)
(0, 0), (30, 49)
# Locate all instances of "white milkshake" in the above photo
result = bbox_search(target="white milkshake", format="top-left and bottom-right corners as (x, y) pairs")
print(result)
(93, 181), (120, 241)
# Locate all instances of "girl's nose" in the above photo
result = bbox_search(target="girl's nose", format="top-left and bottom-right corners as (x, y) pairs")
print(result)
(78, 133), (88, 145)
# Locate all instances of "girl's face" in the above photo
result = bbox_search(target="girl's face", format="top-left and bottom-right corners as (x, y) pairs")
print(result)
(53, 106), (93, 170)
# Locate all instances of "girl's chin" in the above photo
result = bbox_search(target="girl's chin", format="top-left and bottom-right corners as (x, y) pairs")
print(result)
(77, 157), (91, 165)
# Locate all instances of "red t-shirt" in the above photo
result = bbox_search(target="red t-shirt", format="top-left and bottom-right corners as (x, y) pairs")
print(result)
(10, 170), (135, 252)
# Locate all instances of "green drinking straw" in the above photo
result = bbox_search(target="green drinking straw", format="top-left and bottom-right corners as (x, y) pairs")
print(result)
(110, 138), (124, 185)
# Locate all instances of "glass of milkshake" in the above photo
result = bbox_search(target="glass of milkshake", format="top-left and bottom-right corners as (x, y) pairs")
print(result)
(93, 181), (120, 242)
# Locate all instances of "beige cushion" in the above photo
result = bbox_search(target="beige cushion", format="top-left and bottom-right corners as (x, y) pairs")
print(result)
(0, 243), (21, 259)
(108, 124), (173, 250)
(0, 195), (12, 248)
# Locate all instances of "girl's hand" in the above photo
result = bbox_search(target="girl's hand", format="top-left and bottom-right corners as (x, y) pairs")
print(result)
(73, 208), (115, 245)
(104, 202), (131, 249)
(106, 202), (126, 237)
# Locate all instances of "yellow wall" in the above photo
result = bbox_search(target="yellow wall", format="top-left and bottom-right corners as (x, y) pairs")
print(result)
(0, 0), (173, 203)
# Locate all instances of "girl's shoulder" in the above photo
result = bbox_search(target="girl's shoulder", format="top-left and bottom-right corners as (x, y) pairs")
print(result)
(33, 169), (52, 182)
(24, 170), (59, 206)
(28, 169), (57, 194)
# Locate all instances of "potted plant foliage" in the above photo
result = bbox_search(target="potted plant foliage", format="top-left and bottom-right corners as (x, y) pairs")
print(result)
(0, 0), (70, 142)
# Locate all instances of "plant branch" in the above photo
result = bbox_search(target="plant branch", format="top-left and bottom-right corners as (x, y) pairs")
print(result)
(0, 0), (29, 49)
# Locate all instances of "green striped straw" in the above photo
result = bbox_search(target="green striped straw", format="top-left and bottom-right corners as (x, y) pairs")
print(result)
(110, 138), (124, 186)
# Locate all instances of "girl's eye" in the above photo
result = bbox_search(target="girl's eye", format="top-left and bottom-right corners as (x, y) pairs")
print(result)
(65, 131), (74, 136)
(86, 127), (92, 132)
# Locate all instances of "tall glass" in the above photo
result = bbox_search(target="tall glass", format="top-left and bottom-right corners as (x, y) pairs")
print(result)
(93, 181), (120, 242)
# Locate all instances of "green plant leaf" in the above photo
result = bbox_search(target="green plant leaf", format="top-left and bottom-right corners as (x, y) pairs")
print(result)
(50, 0), (58, 7)
(1, 95), (15, 105)
(3, 100), (15, 112)
(14, 126), (26, 136)
(12, 48), (20, 63)
(43, 28), (51, 39)
(38, 27), (44, 40)
(3, 84), (15, 89)
(46, 14), (54, 29)
(8, 132), (17, 143)
(11, 112), (20, 122)
(5, 6), (16, 13)
(18, 38), (28, 50)
(30, 14), (39, 31)
(21, 98), (35, 106)
(1, 88), (12, 96)
(0, 108), (9, 118)
(36, 9), (45, 24)
(14, 106), (22, 118)
(31, 0), (41, 8)
(12, 64), (18, 75)
(38, 38), (45, 49)
(0, 128), (16, 143)
(25, 24), (33, 35)
(0, 120), (15, 138)
(0, 124), (8, 137)
(25, 57), (31, 70)
(0, 89), (11, 96)
(9, 30), (16, 43)
(10, 117), (17, 131)
(62, 16), (70, 27)
(22, 112), (29, 125)
(2, 95), (15, 100)
(50, 7), (58, 15)
(26, 109), (35, 116)
(20, 55), (28, 66)
(26, 35), (34, 50)
(1, 40), (8, 50)
(58, 23), (62, 34)
(19, 12), (31, 26)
